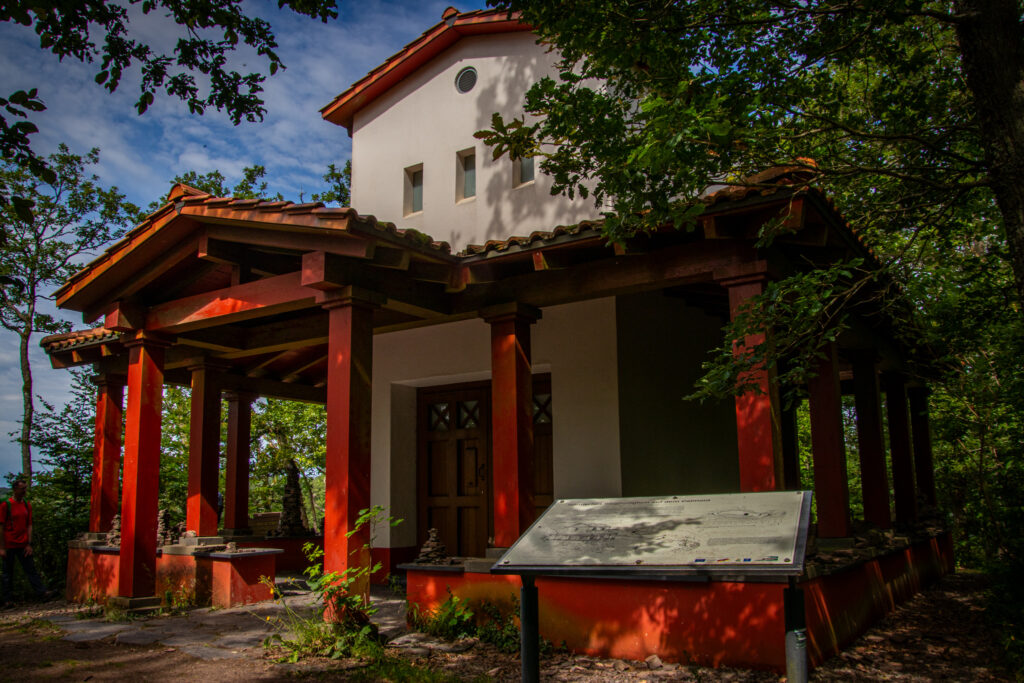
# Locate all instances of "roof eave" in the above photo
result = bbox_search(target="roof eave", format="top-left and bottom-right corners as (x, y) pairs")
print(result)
(320, 10), (531, 133)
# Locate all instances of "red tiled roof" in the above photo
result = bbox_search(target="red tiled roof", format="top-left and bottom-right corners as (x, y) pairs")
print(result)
(54, 183), (454, 304)
(463, 221), (604, 256)
(40, 327), (120, 351)
(320, 8), (531, 133)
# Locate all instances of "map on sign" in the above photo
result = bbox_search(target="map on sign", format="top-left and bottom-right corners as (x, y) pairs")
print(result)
(493, 491), (812, 579)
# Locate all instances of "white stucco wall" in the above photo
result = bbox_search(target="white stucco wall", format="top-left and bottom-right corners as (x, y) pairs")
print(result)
(369, 297), (620, 548)
(350, 32), (601, 251)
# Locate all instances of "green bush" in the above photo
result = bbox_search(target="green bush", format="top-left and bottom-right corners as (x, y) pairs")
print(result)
(409, 590), (475, 641)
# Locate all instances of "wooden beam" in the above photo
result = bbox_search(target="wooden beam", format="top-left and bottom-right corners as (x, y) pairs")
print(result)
(452, 241), (760, 313)
(83, 235), (201, 322)
(373, 246), (411, 270)
(144, 271), (317, 333)
(302, 251), (450, 317)
(245, 350), (294, 378)
(206, 223), (374, 260)
(219, 373), (326, 404)
(283, 353), (328, 383)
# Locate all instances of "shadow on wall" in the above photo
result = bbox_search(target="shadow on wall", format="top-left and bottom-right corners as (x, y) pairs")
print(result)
(472, 44), (596, 244)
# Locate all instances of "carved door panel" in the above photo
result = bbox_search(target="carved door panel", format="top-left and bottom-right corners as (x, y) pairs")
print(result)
(417, 385), (490, 558)
(416, 375), (554, 558)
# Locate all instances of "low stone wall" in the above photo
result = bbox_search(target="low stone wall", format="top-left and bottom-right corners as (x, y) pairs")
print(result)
(66, 544), (282, 608)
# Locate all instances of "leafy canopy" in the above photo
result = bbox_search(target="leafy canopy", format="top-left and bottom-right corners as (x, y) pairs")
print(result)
(0, 0), (338, 213)
(481, 1), (1020, 299)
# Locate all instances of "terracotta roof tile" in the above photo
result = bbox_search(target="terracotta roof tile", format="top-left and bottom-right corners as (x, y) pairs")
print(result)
(463, 221), (604, 256)
(40, 327), (120, 352)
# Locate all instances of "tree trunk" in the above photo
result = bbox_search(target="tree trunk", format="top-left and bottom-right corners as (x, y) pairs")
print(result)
(18, 326), (33, 483)
(955, 0), (1024, 305)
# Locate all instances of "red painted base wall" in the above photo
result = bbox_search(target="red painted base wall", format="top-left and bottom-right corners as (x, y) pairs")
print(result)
(405, 533), (954, 671)
(67, 548), (278, 608)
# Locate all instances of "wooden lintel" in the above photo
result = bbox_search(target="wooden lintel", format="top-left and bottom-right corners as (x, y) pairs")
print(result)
(219, 373), (326, 404)
(407, 260), (452, 284)
(104, 300), (147, 332)
(144, 271), (317, 333)
(175, 327), (247, 353)
(302, 251), (450, 316)
(206, 223), (374, 260)
(373, 246), (412, 270)
(451, 241), (757, 313)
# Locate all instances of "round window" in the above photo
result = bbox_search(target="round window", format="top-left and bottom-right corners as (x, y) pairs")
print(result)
(455, 67), (477, 94)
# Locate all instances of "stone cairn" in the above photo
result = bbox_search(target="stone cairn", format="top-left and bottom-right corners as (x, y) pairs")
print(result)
(105, 514), (121, 547)
(414, 528), (455, 565)
(276, 459), (310, 537)
(156, 509), (173, 546)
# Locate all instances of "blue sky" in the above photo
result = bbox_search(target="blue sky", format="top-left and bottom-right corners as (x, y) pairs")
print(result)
(0, 1), (486, 477)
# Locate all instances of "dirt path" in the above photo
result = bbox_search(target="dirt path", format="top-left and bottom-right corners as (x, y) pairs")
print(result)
(0, 572), (1013, 681)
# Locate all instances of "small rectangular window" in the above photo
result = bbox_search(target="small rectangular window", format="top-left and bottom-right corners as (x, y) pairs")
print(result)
(456, 149), (476, 202)
(404, 164), (423, 216)
(515, 155), (535, 186)
(463, 153), (476, 198)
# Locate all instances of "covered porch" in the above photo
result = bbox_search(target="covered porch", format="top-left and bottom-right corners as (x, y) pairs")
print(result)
(43, 173), (948, 666)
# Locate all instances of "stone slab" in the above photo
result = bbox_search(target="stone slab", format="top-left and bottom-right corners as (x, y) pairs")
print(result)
(61, 622), (133, 642)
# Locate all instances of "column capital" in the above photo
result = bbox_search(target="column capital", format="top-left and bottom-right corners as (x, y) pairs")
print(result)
(122, 329), (175, 349)
(186, 357), (231, 374)
(223, 390), (257, 404)
(318, 285), (385, 311)
(480, 302), (542, 325)
(91, 372), (127, 388)
(713, 259), (771, 287)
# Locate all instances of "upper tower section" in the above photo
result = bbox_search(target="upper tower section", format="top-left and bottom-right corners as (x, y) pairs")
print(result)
(321, 8), (600, 251)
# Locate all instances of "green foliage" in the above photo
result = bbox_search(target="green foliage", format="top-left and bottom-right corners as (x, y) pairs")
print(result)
(250, 398), (327, 528)
(150, 165), (284, 211)
(0, 1), (338, 225)
(409, 590), (476, 641)
(310, 160), (352, 206)
(1, 145), (137, 479)
(18, 370), (95, 590)
(687, 259), (867, 408)
(264, 506), (400, 662)
(474, 598), (522, 654)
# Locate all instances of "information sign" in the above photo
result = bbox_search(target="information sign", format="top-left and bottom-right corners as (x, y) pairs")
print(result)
(492, 491), (812, 580)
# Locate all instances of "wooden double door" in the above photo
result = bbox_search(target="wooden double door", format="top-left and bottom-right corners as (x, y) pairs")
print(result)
(417, 376), (553, 557)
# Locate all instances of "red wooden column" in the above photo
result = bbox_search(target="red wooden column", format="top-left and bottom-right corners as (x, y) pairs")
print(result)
(187, 362), (223, 537)
(223, 391), (256, 535)
(807, 342), (852, 538)
(322, 291), (375, 602)
(483, 303), (541, 548)
(908, 387), (937, 508)
(885, 373), (918, 525)
(850, 352), (892, 529)
(720, 275), (782, 492)
(89, 374), (124, 533)
(118, 331), (171, 599)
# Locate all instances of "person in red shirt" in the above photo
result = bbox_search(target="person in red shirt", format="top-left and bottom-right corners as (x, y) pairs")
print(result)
(0, 477), (50, 608)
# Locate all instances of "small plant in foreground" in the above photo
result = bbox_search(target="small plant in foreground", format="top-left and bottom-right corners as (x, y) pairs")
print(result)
(476, 598), (522, 654)
(409, 590), (476, 641)
(263, 505), (401, 662)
